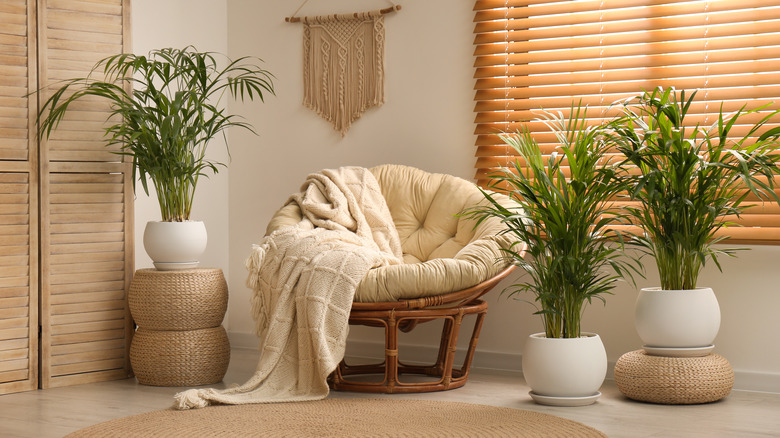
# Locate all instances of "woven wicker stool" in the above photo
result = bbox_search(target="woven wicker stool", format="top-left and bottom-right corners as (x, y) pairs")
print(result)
(128, 268), (230, 386)
(330, 265), (513, 393)
(614, 350), (734, 404)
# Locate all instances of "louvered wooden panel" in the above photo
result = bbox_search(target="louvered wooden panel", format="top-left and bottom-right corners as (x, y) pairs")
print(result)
(0, 169), (38, 395)
(40, 162), (133, 388)
(38, 0), (133, 388)
(0, 0), (36, 161)
(39, 0), (126, 163)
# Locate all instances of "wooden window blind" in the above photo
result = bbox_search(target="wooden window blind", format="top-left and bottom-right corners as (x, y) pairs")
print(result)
(473, 0), (780, 244)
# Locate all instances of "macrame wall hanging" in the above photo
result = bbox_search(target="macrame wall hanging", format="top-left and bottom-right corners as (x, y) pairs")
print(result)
(286, 1), (401, 136)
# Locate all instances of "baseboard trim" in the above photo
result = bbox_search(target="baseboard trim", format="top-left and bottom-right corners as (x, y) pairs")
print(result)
(733, 371), (780, 394)
(228, 331), (260, 350)
(227, 332), (780, 393)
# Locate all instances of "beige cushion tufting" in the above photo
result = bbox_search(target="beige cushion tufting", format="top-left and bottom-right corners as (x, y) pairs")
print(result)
(265, 164), (516, 303)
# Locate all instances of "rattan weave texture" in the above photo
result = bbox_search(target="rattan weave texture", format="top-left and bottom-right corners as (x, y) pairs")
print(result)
(128, 268), (228, 330)
(331, 265), (514, 393)
(130, 326), (230, 387)
(128, 268), (230, 386)
(614, 350), (733, 404)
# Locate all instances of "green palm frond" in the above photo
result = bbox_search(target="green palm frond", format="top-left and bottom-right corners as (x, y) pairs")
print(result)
(608, 87), (780, 290)
(463, 104), (643, 338)
(37, 46), (275, 221)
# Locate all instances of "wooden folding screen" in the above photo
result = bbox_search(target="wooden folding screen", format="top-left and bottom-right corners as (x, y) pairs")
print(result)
(0, 0), (39, 396)
(0, 0), (132, 394)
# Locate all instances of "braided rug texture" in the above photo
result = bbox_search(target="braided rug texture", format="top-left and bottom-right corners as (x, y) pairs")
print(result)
(66, 398), (607, 437)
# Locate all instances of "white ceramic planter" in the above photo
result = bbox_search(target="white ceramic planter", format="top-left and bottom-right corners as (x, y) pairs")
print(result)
(143, 221), (208, 270)
(635, 287), (720, 349)
(522, 332), (607, 406)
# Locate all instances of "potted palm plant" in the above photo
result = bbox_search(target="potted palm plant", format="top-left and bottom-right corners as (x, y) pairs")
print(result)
(465, 105), (640, 406)
(38, 46), (274, 270)
(609, 87), (780, 354)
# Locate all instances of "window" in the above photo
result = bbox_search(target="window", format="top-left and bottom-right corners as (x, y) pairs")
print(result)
(472, 0), (780, 243)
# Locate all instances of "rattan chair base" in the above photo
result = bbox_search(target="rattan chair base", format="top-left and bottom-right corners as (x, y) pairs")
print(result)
(614, 350), (734, 405)
(130, 326), (230, 387)
(332, 299), (487, 393)
(330, 266), (514, 393)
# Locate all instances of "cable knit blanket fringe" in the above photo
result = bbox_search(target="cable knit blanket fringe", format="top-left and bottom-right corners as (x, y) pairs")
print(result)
(174, 167), (402, 409)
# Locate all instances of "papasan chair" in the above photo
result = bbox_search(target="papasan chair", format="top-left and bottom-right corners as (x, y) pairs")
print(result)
(265, 164), (522, 393)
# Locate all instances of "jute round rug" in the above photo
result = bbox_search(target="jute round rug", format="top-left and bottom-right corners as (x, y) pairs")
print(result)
(66, 398), (607, 437)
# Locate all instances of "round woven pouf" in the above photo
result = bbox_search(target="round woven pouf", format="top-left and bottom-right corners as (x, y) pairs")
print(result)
(128, 268), (230, 386)
(128, 268), (228, 330)
(131, 326), (230, 386)
(614, 350), (734, 404)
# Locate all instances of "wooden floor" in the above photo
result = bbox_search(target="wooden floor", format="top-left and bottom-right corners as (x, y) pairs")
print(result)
(2, 348), (779, 438)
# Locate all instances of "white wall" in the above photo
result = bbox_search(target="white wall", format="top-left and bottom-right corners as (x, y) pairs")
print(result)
(131, 0), (232, 328)
(129, 0), (779, 392)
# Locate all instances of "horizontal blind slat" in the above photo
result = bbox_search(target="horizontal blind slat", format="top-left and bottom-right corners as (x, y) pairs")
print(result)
(475, 95), (780, 113)
(473, 4), (780, 34)
(475, 39), (780, 69)
(474, 0), (772, 22)
(474, 19), (780, 48)
(473, 60), (780, 89)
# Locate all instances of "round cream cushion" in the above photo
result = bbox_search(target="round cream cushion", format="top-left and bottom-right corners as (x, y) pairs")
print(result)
(265, 164), (516, 303)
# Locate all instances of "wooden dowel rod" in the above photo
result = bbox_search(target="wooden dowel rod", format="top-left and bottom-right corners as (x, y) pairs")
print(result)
(285, 4), (401, 23)
(382, 4), (402, 14)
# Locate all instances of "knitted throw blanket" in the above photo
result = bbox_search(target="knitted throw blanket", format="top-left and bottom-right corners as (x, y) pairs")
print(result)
(174, 167), (402, 409)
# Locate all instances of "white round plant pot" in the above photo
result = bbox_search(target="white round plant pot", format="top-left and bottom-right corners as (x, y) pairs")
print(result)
(143, 221), (207, 271)
(522, 332), (607, 406)
(635, 287), (720, 354)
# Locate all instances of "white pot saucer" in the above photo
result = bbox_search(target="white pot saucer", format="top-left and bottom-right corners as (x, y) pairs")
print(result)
(642, 344), (714, 358)
(153, 261), (200, 271)
(528, 391), (601, 407)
